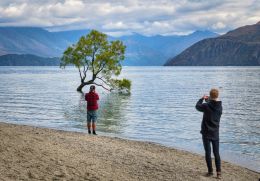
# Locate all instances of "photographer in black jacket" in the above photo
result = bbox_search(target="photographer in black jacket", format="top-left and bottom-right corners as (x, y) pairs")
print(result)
(196, 88), (222, 179)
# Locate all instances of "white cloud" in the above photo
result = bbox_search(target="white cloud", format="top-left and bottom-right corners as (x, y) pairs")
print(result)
(1, 3), (27, 18)
(102, 21), (127, 30)
(212, 22), (226, 30)
(47, 0), (85, 18)
(0, 0), (259, 36)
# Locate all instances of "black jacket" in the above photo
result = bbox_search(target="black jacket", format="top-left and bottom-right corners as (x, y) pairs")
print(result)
(196, 98), (222, 140)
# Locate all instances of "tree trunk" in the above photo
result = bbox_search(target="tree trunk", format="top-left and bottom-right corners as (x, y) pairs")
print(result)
(77, 83), (85, 92)
(77, 81), (93, 92)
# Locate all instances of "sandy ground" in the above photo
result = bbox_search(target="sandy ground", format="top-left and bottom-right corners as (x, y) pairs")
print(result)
(0, 122), (259, 181)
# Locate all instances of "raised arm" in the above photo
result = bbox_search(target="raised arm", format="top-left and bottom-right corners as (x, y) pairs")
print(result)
(196, 98), (206, 112)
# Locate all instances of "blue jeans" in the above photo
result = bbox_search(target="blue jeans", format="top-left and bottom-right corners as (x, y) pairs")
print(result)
(87, 110), (97, 123)
(202, 136), (221, 173)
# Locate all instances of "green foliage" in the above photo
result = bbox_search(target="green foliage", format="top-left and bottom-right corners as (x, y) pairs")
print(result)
(112, 79), (132, 91)
(60, 29), (131, 92)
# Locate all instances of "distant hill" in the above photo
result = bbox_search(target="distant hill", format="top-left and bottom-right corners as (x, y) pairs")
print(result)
(0, 54), (60, 66)
(117, 31), (218, 65)
(0, 27), (218, 66)
(165, 22), (260, 66)
(0, 27), (80, 57)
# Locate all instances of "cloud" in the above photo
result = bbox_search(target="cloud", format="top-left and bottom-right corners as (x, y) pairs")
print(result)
(0, 0), (259, 36)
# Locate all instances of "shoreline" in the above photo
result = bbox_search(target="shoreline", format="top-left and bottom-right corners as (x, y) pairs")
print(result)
(98, 132), (260, 173)
(5, 121), (258, 173)
(0, 122), (259, 180)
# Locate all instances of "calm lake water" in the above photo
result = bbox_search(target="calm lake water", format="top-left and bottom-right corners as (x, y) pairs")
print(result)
(0, 66), (259, 172)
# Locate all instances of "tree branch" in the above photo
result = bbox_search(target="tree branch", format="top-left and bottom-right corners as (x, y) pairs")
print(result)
(96, 76), (111, 87)
(94, 62), (106, 77)
(77, 67), (83, 82)
(82, 62), (89, 81)
(93, 82), (111, 91)
(91, 48), (97, 76)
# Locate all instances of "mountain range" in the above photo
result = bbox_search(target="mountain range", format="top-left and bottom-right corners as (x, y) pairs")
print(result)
(165, 22), (260, 66)
(0, 27), (89, 57)
(0, 27), (218, 66)
(0, 54), (60, 66)
(117, 31), (218, 65)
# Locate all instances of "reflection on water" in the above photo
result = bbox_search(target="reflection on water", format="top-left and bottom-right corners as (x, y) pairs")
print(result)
(0, 66), (259, 172)
(62, 92), (87, 130)
(98, 93), (130, 134)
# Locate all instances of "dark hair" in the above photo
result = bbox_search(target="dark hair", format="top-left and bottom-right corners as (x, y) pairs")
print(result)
(90, 85), (95, 91)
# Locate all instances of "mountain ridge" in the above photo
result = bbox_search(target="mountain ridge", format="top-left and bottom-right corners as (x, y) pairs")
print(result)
(0, 54), (60, 66)
(165, 22), (260, 66)
(0, 27), (218, 66)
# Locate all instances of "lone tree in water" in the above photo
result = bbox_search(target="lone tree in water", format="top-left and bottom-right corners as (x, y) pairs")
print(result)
(61, 30), (131, 92)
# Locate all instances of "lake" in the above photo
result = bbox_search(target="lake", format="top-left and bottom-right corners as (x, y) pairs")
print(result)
(0, 66), (259, 172)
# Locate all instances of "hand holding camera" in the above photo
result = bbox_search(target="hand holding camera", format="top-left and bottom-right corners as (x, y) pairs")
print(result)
(202, 95), (210, 102)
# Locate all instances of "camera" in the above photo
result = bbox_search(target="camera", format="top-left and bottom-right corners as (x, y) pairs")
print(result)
(205, 96), (210, 102)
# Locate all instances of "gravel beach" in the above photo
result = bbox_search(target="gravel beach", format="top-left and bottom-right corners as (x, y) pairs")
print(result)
(0, 122), (259, 181)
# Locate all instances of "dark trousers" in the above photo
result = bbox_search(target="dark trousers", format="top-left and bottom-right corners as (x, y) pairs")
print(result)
(202, 136), (221, 173)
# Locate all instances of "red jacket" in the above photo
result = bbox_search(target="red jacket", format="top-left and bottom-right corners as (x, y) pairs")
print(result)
(85, 91), (99, 111)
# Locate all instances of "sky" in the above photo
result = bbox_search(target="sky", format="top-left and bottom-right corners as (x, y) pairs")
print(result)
(0, 0), (259, 36)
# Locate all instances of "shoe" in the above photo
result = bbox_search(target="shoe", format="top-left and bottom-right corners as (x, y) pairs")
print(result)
(88, 130), (91, 134)
(217, 172), (222, 179)
(205, 172), (213, 177)
(92, 131), (97, 135)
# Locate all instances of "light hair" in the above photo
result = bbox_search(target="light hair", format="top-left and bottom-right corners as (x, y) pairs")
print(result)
(210, 88), (219, 99)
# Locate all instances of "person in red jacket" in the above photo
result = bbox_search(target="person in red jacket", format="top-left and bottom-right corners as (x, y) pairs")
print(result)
(85, 85), (99, 135)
